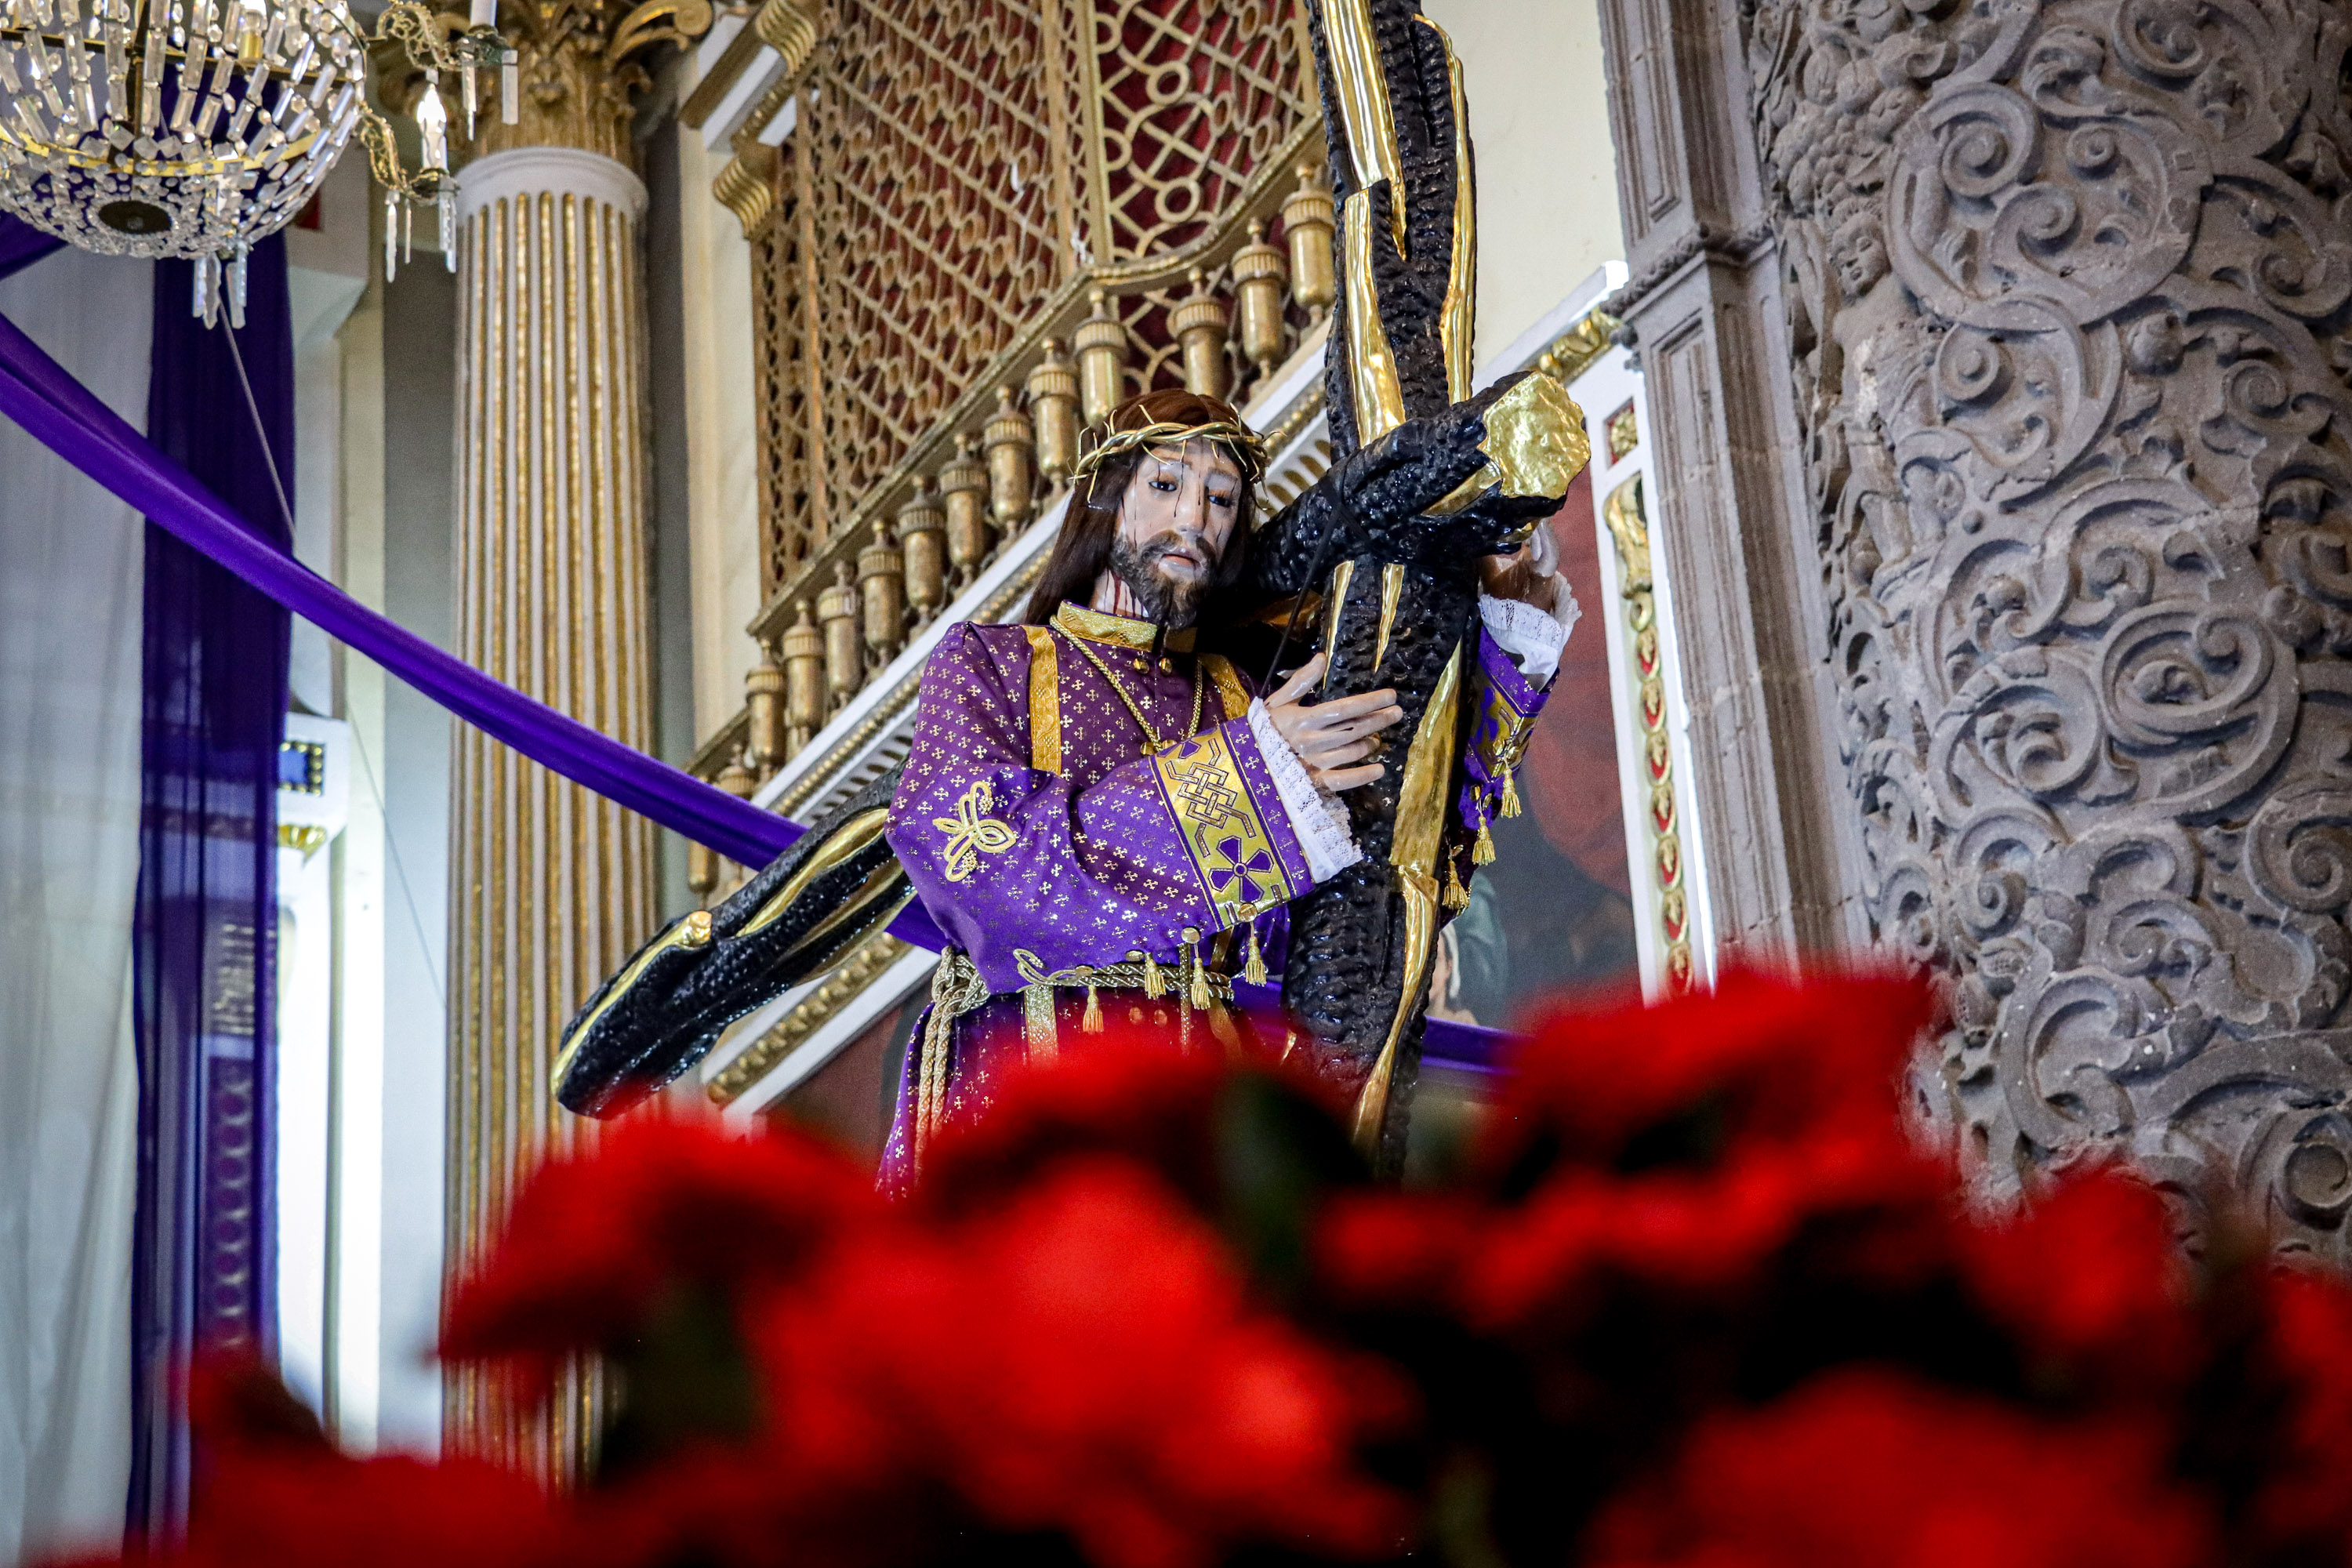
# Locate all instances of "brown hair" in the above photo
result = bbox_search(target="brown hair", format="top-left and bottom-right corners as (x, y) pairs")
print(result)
(1020, 387), (1259, 626)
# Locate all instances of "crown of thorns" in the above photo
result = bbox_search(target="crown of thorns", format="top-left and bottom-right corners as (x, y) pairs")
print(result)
(1071, 418), (1270, 491)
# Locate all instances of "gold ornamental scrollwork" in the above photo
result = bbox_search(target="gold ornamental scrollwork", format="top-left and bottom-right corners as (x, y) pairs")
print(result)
(460, 0), (713, 166)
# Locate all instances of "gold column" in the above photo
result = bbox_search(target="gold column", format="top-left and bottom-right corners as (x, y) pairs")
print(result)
(445, 0), (707, 1483)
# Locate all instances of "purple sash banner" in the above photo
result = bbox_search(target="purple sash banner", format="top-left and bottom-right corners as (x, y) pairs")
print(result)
(0, 308), (805, 873)
(0, 305), (1509, 1069)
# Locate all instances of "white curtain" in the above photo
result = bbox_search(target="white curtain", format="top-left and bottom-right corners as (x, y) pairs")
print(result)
(0, 247), (153, 1564)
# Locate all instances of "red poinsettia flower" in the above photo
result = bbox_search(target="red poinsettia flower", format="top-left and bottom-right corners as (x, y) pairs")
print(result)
(1323, 970), (1951, 1329)
(908, 1014), (1350, 1217)
(749, 1154), (1410, 1568)
(1494, 967), (1938, 1175)
(441, 1114), (877, 1396)
(2247, 1266), (2352, 1551)
(1584, 1367), (2215, 1568)
(1958, 1165), (2198, 1389)
(48, 1356), (564, 1568)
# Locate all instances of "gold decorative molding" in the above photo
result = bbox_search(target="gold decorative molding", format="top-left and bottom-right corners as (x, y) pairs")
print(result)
(1535, 309), (1621, 390)
(465, 0), (713, 167)
(688, 704), (753, 781)
(713, 141), (779, 237)
(681, 0), (818, 129)
(1600, 473), (1692, 994)
(277, 824), (332, 857)
(708, 931), (913, 1104)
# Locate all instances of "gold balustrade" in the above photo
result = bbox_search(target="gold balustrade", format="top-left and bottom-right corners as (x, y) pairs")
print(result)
(688, 154), (1338, 811)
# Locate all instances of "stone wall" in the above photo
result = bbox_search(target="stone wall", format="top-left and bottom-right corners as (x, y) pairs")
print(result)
(1606, 0), (2352, 1250)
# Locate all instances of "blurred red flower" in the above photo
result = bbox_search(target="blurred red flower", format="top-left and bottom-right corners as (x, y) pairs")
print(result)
(909, 1016), (1349, 1220)
(1958, 1166), (2198, 1388)
(1584, 1367), (2214, 1568)
(753, 1153), (1410, 1568)
(1323, 970), (1950, 1329)
(2248, 1267), (2352, 1550)
(442, 1114), (877, 1396)
(1494, 967), (1938, 1174)
(44, 1356), (564, 1568)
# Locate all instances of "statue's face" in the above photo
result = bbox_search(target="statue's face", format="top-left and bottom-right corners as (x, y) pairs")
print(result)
(1107, 437), (1244, 625)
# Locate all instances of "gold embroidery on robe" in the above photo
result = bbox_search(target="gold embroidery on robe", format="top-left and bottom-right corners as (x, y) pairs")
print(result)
(934, 779), (1017, 883)
(1149, 727), (1293, 927)
(1200, 653), (1251, 724)
(1470, 670), (1537, 781)
(1052, 601), (1197, 653)
(1022, 625), (1062, 775)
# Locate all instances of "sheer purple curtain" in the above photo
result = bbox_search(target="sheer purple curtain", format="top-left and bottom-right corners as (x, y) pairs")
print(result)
(127, 235), (292, 1534)
(0, 216), (63, 281)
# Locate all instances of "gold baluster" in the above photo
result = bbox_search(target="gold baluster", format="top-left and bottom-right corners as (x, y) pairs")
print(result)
(687, 840), (719, 901)
(896, 479), (949, 626)
(1075, 287), (1129, 427)
(817, 561), (863, 713)
(1172, 267), (1232, 400)
(1230, 220), (1290, 383)
(781, 600), (826, 754)
(1282, 162), (1336, 322)
(940, 434), (993, 588)
(859, 522), (907, 663)
(1026, 339), (1080, 488)
(715, 750), (757, 889)
(984, 384), (1036, 535)
(745, 648), (786, 779)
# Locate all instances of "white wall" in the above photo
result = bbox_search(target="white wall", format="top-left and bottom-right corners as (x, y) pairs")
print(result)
(673, 43), (767, 740)
(1424, 0), (1626, 361)
(368, 248), (457, 1457)
(0, 245), (151, 1566)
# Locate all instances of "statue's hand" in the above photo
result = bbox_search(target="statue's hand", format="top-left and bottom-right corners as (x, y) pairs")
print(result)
(1265, 654), (1404, 793)
(1479, 516), (1563, 612)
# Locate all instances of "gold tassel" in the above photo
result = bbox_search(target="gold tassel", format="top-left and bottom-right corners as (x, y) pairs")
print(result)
(1189, 941), (1213, 1011)
(1473, 807), (1497, 865)
(1142, 949), (1165, 999)
(1444, 854), (1469, 910)
(1243, 920), (1269, 986)
(1083, 984), (1103, 1033)
(1500, 763), (1522, 818)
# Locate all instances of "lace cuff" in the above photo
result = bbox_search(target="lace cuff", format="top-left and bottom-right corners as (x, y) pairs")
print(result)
(1246, 698), (1361, 883)
(1479, 587), (1580, 684)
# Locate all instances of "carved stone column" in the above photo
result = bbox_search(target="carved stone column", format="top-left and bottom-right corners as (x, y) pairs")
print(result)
(1741, 0), (2352, 1232)
(445, 0), (703, 1475)
(1592, 0), (1865, 962)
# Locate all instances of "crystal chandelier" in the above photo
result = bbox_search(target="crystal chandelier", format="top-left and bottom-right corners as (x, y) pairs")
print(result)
(0, 0), (508, 324)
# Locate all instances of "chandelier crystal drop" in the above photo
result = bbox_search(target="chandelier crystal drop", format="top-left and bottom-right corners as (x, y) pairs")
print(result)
(0, 0), (506, 323)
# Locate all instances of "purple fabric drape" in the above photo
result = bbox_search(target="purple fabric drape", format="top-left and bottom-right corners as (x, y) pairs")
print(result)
(0, 296), (1508, 1077)
(126, 238), (293, 1534)
(0, 306), (802, 870)
(0, 215), (63, 281)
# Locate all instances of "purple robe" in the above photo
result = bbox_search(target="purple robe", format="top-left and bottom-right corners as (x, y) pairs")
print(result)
(877, 599), (1555, 1189)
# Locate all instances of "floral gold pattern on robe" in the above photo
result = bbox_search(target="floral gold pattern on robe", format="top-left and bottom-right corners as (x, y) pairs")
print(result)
(886, 608), (1314, 994)
(878, 601), (1559, 1192)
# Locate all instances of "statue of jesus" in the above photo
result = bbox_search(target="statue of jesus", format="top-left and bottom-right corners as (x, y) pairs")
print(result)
(880, 385), (1579, 1187)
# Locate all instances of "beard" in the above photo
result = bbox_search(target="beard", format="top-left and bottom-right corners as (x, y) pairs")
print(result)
(1109, 531), (1219, 626)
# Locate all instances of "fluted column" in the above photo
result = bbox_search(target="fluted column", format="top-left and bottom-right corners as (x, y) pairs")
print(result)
(445, 0), (701, 1475)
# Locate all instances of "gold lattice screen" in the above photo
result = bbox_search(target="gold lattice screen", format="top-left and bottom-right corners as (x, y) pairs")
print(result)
(749, 0), (1318, 597)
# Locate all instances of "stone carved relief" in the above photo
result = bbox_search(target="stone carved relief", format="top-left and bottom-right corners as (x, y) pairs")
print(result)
(1745, 0), (2352, 1250)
